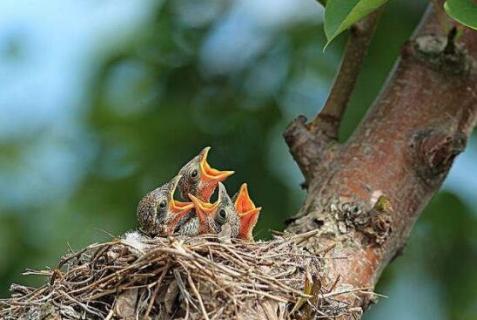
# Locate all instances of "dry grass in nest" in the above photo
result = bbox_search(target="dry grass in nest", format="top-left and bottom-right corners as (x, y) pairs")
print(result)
(0, 231), (366, 319)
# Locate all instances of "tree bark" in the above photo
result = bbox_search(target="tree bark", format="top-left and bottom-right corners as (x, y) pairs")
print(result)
(284, 3), (477, 317)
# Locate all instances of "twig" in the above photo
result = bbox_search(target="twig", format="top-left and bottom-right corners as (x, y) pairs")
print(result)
(311, 9), (383, 139)
(186, 272), (210, 320)
(320, 287), (372, 298)
(144, 262), (169, 318)
(283, 10), (383, 183)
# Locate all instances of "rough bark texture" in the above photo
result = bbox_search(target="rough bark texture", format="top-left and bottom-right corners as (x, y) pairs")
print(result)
(284, 4), (477, 317)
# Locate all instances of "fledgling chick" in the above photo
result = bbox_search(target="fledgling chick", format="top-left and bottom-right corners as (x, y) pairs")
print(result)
(233, 183), (261, 241)
(137, 175), (194, 237)
(177, 183), (240, 237)
(177, 147), (234, 202)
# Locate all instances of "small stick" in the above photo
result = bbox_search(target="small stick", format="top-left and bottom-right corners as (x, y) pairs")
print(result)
(186, 272), (210, 320)
(144, 262), (170, 318)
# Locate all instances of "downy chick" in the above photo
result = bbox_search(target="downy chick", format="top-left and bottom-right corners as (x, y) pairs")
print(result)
(177, 183), (239, 237)
(177, 147), (234, 202)
(137, 175), (194, 237)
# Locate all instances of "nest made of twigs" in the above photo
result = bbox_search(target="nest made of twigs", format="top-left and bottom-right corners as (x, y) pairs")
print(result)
(0, 231), (364, 319)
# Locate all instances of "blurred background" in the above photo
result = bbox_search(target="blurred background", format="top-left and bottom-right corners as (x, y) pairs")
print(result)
(0, 0), (475, 319)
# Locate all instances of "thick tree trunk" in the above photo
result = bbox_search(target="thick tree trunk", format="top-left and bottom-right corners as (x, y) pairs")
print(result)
(284, 4), (477, 317)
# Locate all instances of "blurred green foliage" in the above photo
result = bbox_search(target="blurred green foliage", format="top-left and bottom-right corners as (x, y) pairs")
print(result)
(0, 1), (475, 319)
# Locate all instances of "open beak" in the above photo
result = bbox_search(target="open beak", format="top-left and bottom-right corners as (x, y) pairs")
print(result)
(199, 147), (234, 182)
(234, 183), (256, 213)
(166, 200), (194, 235)
(239, 207), (261, 241)
(234, 183), (261, 241)
(188, 193), (218, 215)
(168, 175), (194, 216)
(188, 193), (218, 218)
(188, 193), (219, 234)
(170, 200), (194, 215)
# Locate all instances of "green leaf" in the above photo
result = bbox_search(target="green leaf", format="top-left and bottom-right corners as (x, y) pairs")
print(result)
(324, 0), (388, 47)
(444, 0), (477, 30)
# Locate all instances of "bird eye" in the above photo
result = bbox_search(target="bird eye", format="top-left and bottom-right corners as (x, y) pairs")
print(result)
(159, 200), (167, 209)
(215, 209), (227, 225)
(219, 209), (226, 218)
(190, 169), (198, 178)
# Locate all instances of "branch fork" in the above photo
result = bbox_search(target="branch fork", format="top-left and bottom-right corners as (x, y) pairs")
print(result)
(284, 3), (477, 319)
(285, 10), (383, 185)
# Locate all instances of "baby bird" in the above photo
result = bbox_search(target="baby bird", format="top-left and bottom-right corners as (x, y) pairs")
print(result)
(233, 183), (261, 241)
(137, 175), (194, 237)
(177, 183), (262, 240)
(178, 183), (240, 237)
(177, 147), (234, 202)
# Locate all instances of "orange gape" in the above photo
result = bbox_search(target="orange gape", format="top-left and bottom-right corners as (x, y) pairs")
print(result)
(137, 174), (194, 237)
(166, 198), (195, 235)
(188, 193), (219, 234)
(234, 183), (261, 241)
(139, 147), (262, 239)
(197, 147), (234, 201)
(198, 147), (234, 201)
(177, 147), (234, 202)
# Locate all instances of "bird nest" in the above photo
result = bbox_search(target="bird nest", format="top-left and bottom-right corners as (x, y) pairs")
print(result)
(0, 231), (362, 319)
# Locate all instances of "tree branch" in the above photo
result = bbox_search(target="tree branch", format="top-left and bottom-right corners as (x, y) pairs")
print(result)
(311, 9), (383, 140)
(284, 10), (382, 186)
(286, 2), (477, 317)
